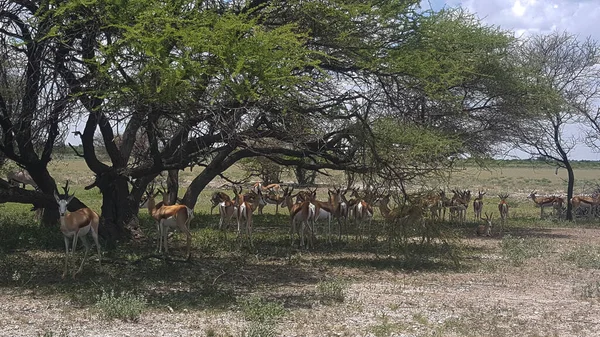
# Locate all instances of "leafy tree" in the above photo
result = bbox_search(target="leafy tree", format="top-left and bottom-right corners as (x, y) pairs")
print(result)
(512, 32), (600, 220)
(0, 0), (533, 243)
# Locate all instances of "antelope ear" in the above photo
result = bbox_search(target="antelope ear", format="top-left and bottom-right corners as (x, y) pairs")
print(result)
(53, 191), (60, 203)
(66, 194), (75, 204)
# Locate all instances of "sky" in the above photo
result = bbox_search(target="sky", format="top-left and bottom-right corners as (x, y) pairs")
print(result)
(423, 0), (600, 160)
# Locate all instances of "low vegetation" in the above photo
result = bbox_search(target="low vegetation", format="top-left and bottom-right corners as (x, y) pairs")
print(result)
(94, 289), (147, 322)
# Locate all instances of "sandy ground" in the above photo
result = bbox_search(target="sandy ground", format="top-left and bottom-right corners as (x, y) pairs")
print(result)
(2, 227), (600, 337)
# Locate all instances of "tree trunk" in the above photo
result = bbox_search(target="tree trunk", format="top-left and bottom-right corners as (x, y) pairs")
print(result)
(95, 171), (143, 243)
(295, 166), (316, 186)
(565, 161), (575, 221)
(167, 169), (179, 205)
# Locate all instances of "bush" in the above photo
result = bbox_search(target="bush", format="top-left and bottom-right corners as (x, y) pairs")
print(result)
(561, 245), (600, 269)
(242, 322), (277, 337)
(501, 236), (552, 266)
(316, 279), (347, 304)
(95, 289), (147, 322)
(239, 295), (285, 323)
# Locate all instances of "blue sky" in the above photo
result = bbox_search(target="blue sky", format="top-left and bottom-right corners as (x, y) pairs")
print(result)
(422, 0), (600, 160)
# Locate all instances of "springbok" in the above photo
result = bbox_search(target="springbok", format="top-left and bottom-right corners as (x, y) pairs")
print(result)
(7, 169), (37, 190)
(257, 191), (285, 215)
(283, 186), (314, 248)
(472, 190), (485, 220)
(233, 186), (262, 245)
(498, 194), (509, 234)
(350, 190), (374, 240)
(54, 190), (101, 279)
(571, 195), (597, 219)
(329, 187), (348, 239)
(146, 189), (194, 259)
(308, 189), (335, 243)
(210, 191), (231, 215)
(528, 191), (563, 219)
(476, 212), (493, 237)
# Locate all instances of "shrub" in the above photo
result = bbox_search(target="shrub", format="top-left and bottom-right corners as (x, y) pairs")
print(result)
(242, 322), (277, 337)
(239, 295), (285, 323)
(316, 279), (347, 304)
(501, 236), (552, 266)
(95, 289), (147, 322)
(561, 245), (600, 269)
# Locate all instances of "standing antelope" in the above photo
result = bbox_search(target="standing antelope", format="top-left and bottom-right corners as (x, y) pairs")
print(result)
(308, 189), (335, 243)
(571, 195), (597, 219)
(215, 191), (237, 232)
(498, 194), (509, 234)
(528, 191), (562, 219)
(257, 191), (285, 215)
(54, 191), (101, 279)
(329, 187), (348, 239)
(351, 194), (374, 240)
(476, 212), (493, 237)
(146, 190), (194, 259)
(233, 186), (262, 246)
(210, 191), (231, 215)
(283, 186), (314, 248)
(472, 190), (485, 220)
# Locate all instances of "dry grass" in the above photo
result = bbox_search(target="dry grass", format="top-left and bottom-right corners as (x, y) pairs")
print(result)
(2, 159), (600, 336)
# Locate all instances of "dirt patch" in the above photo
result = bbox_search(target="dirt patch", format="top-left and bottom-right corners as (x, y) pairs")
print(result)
(3, 228), (600, 336)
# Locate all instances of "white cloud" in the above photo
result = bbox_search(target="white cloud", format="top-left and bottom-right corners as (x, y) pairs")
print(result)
(436, 0), (600, 41)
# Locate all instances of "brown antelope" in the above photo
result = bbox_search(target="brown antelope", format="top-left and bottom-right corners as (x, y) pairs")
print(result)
(376, 194), (400, 220)
(210, 191), (231, 215)
(528, 191), (563, 219)
(283, 186), (314, 248)
(329, 187), (349, 239)
(449, 189), (470, 224)
(7, 169), (38, 190)
(251, 182), (281, 197)
(257, 191), (286, 215)
(472, 190), (485, 220)
(214, 191), (237, 231)
(349, 189), (374, 240)
(308, 189), (335, 243)
(571, 195), (597, 219)
(476, 212), (493, 237)
(54, 190), (101, 279)
(233, 186), (262, 245)
(146, 189), (194, 258)
(498, 194), (509, 234)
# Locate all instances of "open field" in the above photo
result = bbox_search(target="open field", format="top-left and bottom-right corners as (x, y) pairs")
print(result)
(1, 159), (600, 336)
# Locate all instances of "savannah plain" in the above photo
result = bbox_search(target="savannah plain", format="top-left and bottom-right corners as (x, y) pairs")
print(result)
(2, 158), (600, 336)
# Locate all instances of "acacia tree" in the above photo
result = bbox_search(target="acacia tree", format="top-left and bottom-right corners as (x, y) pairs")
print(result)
(0, 1), (91, 224)
(0, 0), (534, 242)
(511, 32), (600, 221)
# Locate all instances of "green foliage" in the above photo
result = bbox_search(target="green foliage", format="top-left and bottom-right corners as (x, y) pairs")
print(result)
(371, 119), (462, 172)
(391, 8), (515, 99)
(500, 236), (553, 266)
(242, 322), (278, 337)
(239, 295), (285, 323)
(95, 289), (147, 322)
(561, 245), (600, 269)
(316, 279), (347, 304)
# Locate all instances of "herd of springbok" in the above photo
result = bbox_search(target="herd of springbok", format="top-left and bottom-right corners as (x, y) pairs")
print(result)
(5, 167), (598, 278)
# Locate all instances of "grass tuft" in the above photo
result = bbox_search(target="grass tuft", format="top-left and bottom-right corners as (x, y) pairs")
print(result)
(239, 295), (285, 323)
(500, 236), (553, 266)
(95, 289), (147, 322)
(316, 279), (347, 304)
(242, 321), (278, 337)
(561, 245), (600, 269)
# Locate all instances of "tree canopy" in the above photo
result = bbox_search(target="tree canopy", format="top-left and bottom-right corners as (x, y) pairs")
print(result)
(0, 0), (567, 238)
